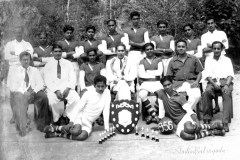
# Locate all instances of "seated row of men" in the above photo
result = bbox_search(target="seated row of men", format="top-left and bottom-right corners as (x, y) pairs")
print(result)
(3, 11), (233, 140)
(6, 39), (234, 141)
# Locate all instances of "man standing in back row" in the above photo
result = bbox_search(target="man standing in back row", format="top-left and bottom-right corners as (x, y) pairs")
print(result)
(123, 11), (150, 82)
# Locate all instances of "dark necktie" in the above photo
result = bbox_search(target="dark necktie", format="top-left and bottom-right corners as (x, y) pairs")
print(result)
(120, 59), (123, 69)
(24, 69), (29, 87)
(57, 60), (61, 79)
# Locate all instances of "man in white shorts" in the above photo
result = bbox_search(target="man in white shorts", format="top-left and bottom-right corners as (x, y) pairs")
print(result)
(155, 76), (225, 140)
(44, 75), (110, 140)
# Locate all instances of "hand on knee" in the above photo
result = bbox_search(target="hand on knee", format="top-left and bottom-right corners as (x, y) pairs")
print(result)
(139, 90), (148, 101)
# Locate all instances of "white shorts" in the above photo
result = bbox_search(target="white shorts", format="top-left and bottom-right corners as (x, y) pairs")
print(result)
(74, 113), (92, 136)
(139, 81), (163, 93)
(176, 113), (195, 137)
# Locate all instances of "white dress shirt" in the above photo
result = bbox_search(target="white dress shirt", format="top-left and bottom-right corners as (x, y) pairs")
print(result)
(201, 30), (228, 56)
(204, 55), (234, 84)
(106, 56), (128, 83)
(4, 39), (33, 65)
(43, 58), (76, 93)
(7, 65), (44, 93)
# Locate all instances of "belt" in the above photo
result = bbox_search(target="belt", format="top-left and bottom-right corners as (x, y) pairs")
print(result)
(173, 78), (196, 81)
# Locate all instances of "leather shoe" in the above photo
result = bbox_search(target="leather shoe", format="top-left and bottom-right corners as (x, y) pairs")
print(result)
(223, 123), (229, 132)
(213, 108), (220, 114)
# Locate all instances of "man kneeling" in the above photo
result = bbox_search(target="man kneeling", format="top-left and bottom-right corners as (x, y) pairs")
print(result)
(155, 76), (225, 140)
(44, 75), (110, 140)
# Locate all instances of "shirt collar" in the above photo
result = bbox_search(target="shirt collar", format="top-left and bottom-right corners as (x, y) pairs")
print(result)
(172, 54), (192, 61)
(207, 29), (218, 34)
(14, 39), (25, 43)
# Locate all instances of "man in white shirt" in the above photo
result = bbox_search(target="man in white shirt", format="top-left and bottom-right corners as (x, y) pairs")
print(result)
(4, 26), (34, 123)
(106, 44), (133, 100)
(44, 75), (110, 141)
(43, 44), (80, 124)
(202, 41), (234, 132)
(201, 17), (228, 60)
(7, 51), (50, 136)
(4, 26), (34, 66)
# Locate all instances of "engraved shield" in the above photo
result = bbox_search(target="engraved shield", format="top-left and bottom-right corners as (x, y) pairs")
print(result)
(110, 99), (140, 134)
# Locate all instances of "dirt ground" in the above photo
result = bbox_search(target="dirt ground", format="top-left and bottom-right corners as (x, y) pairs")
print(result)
(0, 74), (240, 160)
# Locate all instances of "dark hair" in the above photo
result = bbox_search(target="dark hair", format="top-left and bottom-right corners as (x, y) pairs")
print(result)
(130, 11), (140, 19)
(205, 16), (215, 23)
(160, 76), (173, 84)
(19, 51), (31, 60)
(94, 75), (107, 85)
(157, 20), (168, 27)
(183, 23), (193, 30)
(212, 41), (225, 49)
(86, 48), (97, 56)
(115, 43), (126, 51)
(107, 19), (116, 25)
(143, 42), (154, 51)
(52, 43), (62, 51)
(39, 31), (48, 37)
(86, 25), (96, 32)
(63, 25), (74, 33)
(175, 39), (187, 46)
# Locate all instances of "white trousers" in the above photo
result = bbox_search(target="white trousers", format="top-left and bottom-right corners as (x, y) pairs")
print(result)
(176, 82), (201, 110)
(47, 89), (80, 122)
(125, 51), (145, 81)
(162, 57), (173, 76)
(112, 80), (132, 100)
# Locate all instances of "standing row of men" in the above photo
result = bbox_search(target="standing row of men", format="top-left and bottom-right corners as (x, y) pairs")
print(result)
(3, 11), (234, 140)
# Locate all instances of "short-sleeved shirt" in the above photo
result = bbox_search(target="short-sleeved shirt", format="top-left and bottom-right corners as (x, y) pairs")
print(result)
(102, 33), (124, 50)
(167, 54), (203, 88)
(185, 38), (201, 51)
(57, 39), (79, 61)
(124, 27), (148, 51)
(80, 62), (105, 87)
(155, 89), (187, 124)
(151, 35), (174, 49)
(80, 39), (102, 53)
(33, 45), (52, 58)
(139, 56), (162, 81)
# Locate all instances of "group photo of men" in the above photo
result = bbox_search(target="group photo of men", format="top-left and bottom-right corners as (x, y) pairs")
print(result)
(0, 9), (234, 142)
(1, 0), (240, 158)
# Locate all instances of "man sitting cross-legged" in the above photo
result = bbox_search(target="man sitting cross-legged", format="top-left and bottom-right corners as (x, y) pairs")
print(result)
(155, 76), (225, 140)
(44, 75), (110, 141)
